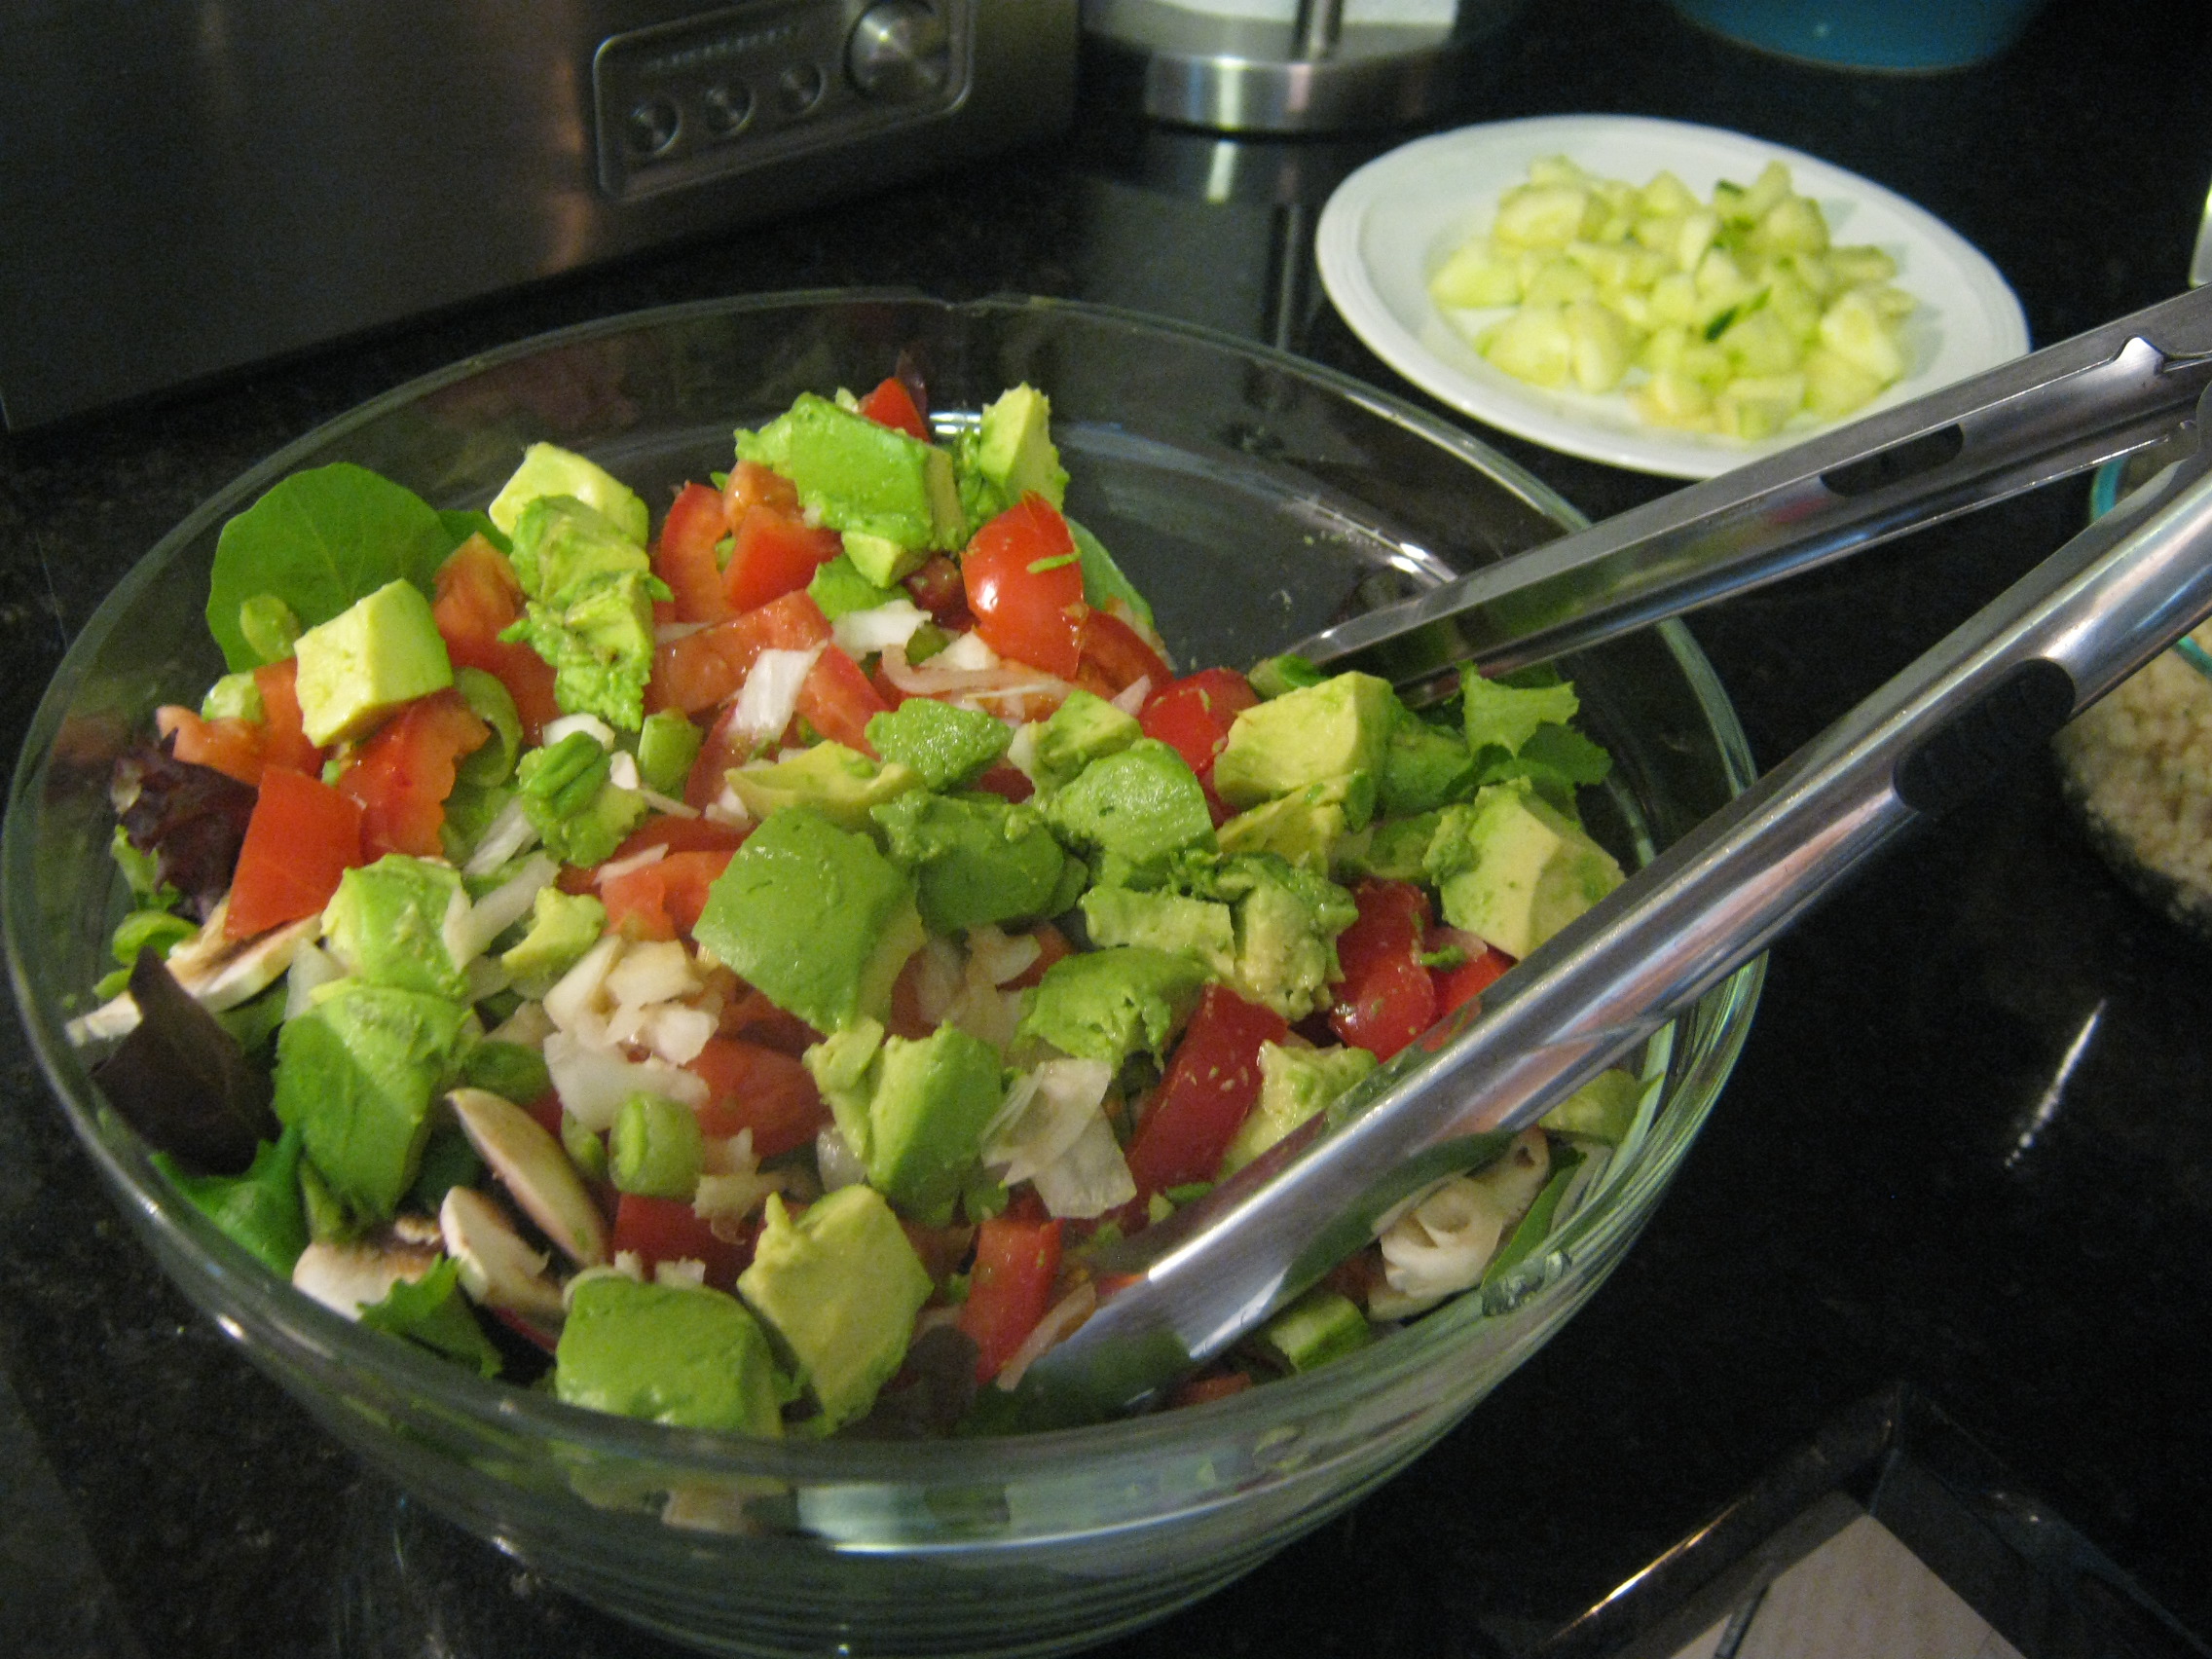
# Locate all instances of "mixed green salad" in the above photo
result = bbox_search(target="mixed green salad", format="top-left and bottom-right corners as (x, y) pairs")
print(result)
(80, 367), (1645, 1437)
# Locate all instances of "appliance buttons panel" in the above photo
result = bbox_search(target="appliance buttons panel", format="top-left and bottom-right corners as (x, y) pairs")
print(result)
(593, 0), (972, 203)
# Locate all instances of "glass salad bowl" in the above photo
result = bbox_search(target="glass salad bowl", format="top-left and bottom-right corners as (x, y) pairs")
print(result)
(3, 292), (1761, 1659)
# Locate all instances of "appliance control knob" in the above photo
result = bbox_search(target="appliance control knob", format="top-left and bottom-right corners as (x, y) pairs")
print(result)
(847, 2), (951, 101)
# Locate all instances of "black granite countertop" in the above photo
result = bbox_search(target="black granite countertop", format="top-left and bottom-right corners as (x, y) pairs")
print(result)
(5, 1), (2211, 1654)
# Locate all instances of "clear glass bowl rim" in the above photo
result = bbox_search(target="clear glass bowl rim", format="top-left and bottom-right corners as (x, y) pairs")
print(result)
(3, 287), (1763, 1493)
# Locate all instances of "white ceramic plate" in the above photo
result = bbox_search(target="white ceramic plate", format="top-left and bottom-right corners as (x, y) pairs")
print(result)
(1316, 114), (2029, 478)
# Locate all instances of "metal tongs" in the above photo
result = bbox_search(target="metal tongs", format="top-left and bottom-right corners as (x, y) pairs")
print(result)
(1000, 286), (2212, 1427)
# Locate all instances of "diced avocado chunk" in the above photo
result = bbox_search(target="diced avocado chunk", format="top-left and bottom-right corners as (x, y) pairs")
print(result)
(488, 442), (650, 548)
(1017, 945), (1207, 1070)
(201, 670), (265, 722)
(1221, 1042), (1378, 1175)
(636, 709), (705, 798)
(514, 733), (648, 866)
(320, 854), (470, 1000)
(738, 1187), (933, 1432)
(1332, 812), (1441, 884)
(693, 806), (924, 1035)
(865, 699), (1013, 791)
(871, 791), (1075, 936)
(556, 1274), (784, 1436)
(505, 496), (651, 602)
(726, 742), (924, 832)
(1216, 774), (1370, 872)
(292, 578), (456, 746)
(1079, 886), (1236, 985)
(501, 566), (662, 733)
(809, 1023), (1005, 1226)
(500, 886), (607, 998)
(1013, 689), (1141, 793)
(272, 982), (475, 1221)
(841, 529), (926, 588)
(1423, 780), (1625, 958)
(1179, 853), (1359, 1022)
(610, 1091), (705, 1198)
(1540, 1066), (1642, 1143)
(1212, 672), (1395, 816)
(1042, 739), (1217, 873)
(807, 554), (902, 621)
(736, 394), (964, 552)
(954, 384), (1069, 525)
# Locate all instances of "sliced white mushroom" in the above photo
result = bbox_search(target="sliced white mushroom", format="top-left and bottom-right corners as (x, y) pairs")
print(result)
(439, 1185), (567, 1320)
(291, 1229), (443, 1318)
(445, 1087), (609, 1267)
(66, 908), (321, 1044)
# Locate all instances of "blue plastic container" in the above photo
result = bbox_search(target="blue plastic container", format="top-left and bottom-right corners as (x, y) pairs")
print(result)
(1670, 0), (2051, 71)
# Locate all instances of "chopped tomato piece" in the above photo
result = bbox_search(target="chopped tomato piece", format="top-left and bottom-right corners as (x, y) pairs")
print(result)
(609, 814), (749, 862)
(1328, 880), (1438, 1062)
(224, 766), (364, 939)
(793, 645), (888, 754)
(1433, 942), (1514, 1015)
(720, 460), (800, 521)
(886, 949), (937, 1042)
(610, 1192), (754, 1291)
(686, 1036), (829, 1159)
(857, 375), (930, 442)
(647, 589), (832, 717)
(251, 657), (324, 777)
(432, 536), (559, 741)
(723, 505), (840, 614)
(1125, 984), (1287, 1198)
(600, 848), (734, 940)
(157, 706), (264, 787)
(964, 495), (1087, 679)
(1139, 667), (1258, 784)
(1080, 609), (1175, 699)
(971, 761), (1035, 804)
(715, 980), (822, 1054)
(654, 483), (734, 624)
(1001, 921), (1073, 990)
(337, 689), (491, 860)
(956, 1215), (1063, 1383)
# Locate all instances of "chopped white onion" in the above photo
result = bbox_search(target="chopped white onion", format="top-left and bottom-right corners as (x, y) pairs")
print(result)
(606, 939), (696, 1006)
(876, 643), (1065, 703)
(594, 842), (669, 885)
(816, 1124), (868, 1193)
(461, 794), (541, 879)
(1109, 675), (1154, 717)
(965, 924), (1042, 986)
(542, 1029), (707, 1132)
(985, 1057), (1114, 1184)
(638, 785), (699, 819)
(705, 782), (752, 828)
(830, 598), (932, 658)
(608, 751), (643, 792)
(1027, 1112), (1137, 1221)
(909, 936), (964, 1028)
(543, 713), (617, 750)
(732, 644), (826, 752)
(653, 1259), (708, 1288)
(282, 940), (345, 1022)
(446, 852), (559, 965)
(543, 934), (624, 1040)
(938, 631), (1001, 671)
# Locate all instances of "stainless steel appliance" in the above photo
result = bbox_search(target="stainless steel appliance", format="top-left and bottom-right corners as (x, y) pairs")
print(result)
(0, 1), (1075, 430)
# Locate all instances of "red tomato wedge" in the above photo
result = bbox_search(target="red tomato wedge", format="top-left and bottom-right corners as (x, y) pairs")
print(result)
(157, 706), (265, 787)
(1079, 609), (1174, 700)
(686, 1036), (830, 1159)
(609, 815), (750, 862)
(1125, 984), (1287, 1198)
(1139, 667), (1257, 783)
(610, 1192), (754, 1291)
(1328, 879), (1438, 1062)
(903, 553), (972, 630)
(648, 589), (833, 717)
(723, 504), (841, 615)
(963, 495), (1087, 679)
(600, 848), (734, 941)
(1433, 941), (1514, 1015)
(432, 536), (559, 741)
(793, 645), (888, 754)
(720, 460), (800, 522)
(857, 375), (930, 441)
(956, 1215), (1063, 1383)
(224, 765), (364, 939)
(251, 657), (324, 777)
(338, 689), (491, 860)
(654, 483), (734, 624)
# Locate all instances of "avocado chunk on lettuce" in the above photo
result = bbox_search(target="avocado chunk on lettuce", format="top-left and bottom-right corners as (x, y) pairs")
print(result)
(1422, 780), (1625, 958)
(871, 791), (1074, 936)
(726, 742), (924, 832)
(802, 1021), (1005, 1225)
(952, 384), (1068, 528)
(487, 443), (650, 547)
(292, 578), (457, 747)
(737, 393), (965, 552)
(556, 1274), (784, 1436)
(692, 806), (924, 1035)
(272, 982), (476, 1222)
(738, 1187), (933, 1433)
(1042, 739), (1216, 876)
(1211, 672), (1396, 817)
(320, 855), (469, 1000)
(865, 698), (1013, 791)
(1016, 944), (1207, 1070)
(1013, 688), (1140, 794)
(494, 492), (665, 732)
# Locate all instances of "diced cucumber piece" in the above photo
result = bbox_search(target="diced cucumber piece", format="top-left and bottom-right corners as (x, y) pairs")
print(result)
(1566, 299), (1640, 393)
(1714, 373), (1808, 439)
(1481, 305), (1575, 387)
(1428, 237), (1522, 308)
(1803, 345), (1889, 419)
(1493, 183), (1593, 249)
(1818, 287), (1907, 384)
(1523, 255), (1598, 307)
